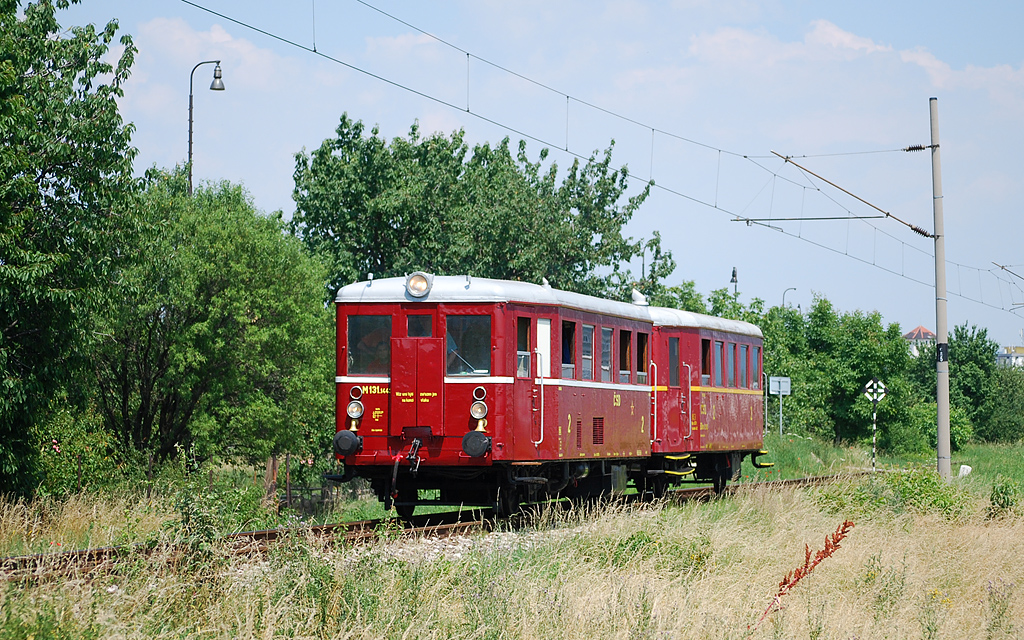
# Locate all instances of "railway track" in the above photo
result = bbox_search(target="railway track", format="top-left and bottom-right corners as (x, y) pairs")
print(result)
(0, 473), (861, 581)
(0, 509), (489, 581)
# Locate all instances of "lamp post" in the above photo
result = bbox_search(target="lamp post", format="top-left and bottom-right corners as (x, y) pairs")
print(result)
(730, 267), (738, 296)
(188, 60), (225, 196)
(782, 287), (796, 308)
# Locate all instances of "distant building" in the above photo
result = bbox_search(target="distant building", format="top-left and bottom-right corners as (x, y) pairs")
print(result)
(996, 346), (1024, 368)
(903, 325), (936, 357)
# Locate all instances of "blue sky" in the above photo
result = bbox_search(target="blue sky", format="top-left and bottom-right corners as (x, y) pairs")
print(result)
(62, 0), (1024, 348)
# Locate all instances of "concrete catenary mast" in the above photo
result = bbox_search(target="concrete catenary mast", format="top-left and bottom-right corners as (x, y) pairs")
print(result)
(930, 97), (951, 481)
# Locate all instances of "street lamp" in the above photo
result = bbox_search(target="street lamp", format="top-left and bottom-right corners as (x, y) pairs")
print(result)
(782, 287), (796, 308)
(730, 267), (738, 296)
(188, 60), (225, 196)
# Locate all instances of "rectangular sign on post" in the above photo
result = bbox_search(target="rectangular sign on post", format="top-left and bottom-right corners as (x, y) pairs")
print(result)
(769, 376), (791, 396)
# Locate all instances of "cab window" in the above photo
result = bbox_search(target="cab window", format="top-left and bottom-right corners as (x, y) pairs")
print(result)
(348, 315), (391, 375)
(447, 315), (492, 376)
(408, 315), (432, 337)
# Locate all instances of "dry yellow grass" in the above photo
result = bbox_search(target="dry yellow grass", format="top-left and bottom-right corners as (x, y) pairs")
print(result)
(1, 480), (1021, 639)
(0, 492), (173, 555)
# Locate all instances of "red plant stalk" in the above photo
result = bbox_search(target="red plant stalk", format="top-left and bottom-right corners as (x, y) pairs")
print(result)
(750, 520), (854, 633)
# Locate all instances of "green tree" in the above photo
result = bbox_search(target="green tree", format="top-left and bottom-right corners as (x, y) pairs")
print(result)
(647, 279), (707, 313)
(908, 324), (999, 436)
(762, 297), (913, 445)
(91, 170), (332, 463)
(291, 114), (670, 298)
(0, 0), (137, 492)
(977, 366), (1024, 443)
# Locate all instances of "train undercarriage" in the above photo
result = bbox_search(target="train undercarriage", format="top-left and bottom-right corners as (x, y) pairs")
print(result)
(328, 451), (770, 518)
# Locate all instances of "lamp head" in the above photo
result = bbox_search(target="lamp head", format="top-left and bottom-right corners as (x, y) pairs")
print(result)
(209, 63), (225, 91)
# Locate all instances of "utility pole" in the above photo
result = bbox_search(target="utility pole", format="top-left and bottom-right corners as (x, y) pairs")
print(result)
(930, 97), (951, 481)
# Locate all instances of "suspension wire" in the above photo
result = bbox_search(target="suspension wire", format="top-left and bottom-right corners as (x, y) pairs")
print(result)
(180, 0), (1023, 319)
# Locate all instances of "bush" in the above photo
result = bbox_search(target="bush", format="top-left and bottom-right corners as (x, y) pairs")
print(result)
(882, 402), (973, 456)
(30, 398), (129, 496)
(880, 402), (932, 456)
(817, 469), (972, 521)
(987, 477), (1020, 519)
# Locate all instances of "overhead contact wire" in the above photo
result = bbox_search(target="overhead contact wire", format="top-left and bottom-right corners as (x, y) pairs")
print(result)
(179, 0), (1023, 319)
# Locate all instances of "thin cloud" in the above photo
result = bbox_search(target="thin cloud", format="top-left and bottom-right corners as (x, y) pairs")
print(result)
(805, 19), (891, 56)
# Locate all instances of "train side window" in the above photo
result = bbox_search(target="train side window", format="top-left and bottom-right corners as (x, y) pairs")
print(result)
(582, 325), (594, 380)
(561, 321), (576, 379)
(408, 315), (432, 338)
(516, 317), (531, 378)
(752, 346), (761, 388)
(601, 327), (613, 382)
(447, 315), (492, 376)
(701, 339), (711, 386)
(726, 342), (736, 387)
(714, 341), (724, 387)
(619, 330), (632, 383)
(348, 315), (392, 375)
(740, 344), (748, 388)
(636, 332), (649, 384)
(668, 337), (680, 387)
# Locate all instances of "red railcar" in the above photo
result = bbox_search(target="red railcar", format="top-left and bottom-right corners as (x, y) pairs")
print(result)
(331, 273), (766, 516)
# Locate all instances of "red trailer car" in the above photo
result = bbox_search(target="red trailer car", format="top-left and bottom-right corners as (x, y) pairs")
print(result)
(330, 273), (768, 516)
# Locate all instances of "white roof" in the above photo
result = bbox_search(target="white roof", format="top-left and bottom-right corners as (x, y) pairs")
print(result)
(336, 275), (762, 338)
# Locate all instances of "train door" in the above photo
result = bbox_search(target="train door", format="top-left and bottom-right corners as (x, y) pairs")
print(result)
(511, 315), (552, 456)
(390, 313), (444, 436)
(680, 336), (697, 449)
(655, 334), (693, 449)
(658, 335), (684, 448)
(511, 316), (532, 455)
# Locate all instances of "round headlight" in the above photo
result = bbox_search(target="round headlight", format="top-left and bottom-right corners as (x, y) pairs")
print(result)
(349, 385), (362, 400)
(346, 400), (364, 419)
(470, 400), (488, 420)
(406, 272), (432, 298)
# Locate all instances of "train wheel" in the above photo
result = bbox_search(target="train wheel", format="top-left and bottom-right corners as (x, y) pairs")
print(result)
(730, 452), (743, 482)
(712, 470), (727, 494)
(494, 485), (520, 517)
(395, 503), (415, 521)
(394, 487), (416, 521)
(712, 454), (730, 494)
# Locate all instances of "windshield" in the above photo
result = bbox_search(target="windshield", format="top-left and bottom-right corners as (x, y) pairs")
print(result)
(446, 315), (491, 375)
(347, 315), (391, 375)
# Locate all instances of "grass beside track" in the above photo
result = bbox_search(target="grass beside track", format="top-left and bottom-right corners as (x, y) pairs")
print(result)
(1, 475), (1022, 639)
(2, 438), (1023, 638)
